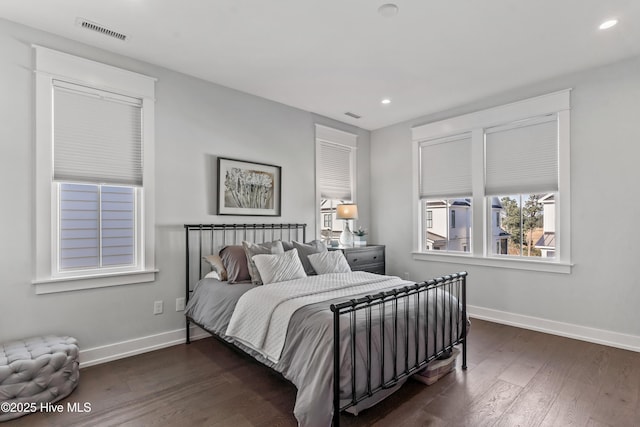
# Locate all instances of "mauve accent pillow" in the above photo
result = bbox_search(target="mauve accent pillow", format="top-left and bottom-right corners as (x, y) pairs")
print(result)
(292, 240), (327, 275)
(242, 240), (285, 285)
(219, 245), (251, 284)
(307, 250), (352, 274)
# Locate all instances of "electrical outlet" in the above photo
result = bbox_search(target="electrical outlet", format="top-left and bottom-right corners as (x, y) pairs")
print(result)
(176, 297), (185, 312)
(153, 300), (163, 315)
(403, 272), (410, 280)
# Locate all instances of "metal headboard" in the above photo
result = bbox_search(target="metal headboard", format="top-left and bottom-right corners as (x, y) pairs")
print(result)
(184, 223), (306, 340)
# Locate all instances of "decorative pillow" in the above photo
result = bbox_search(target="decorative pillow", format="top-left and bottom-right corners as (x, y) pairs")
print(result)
(292, 240), (327, 275)
(204, 270), (220, 280)
(252, 249), (307, 285)
(308, 250), (352, 274)
(219, 245), (251, 283)
(202, 254), (228, 281)
(242, 240), (285, 285)
(280, 240), (295, 251)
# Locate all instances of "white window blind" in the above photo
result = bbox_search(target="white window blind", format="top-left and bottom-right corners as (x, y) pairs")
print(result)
(318, 142), (353, 200)
(485, 115), (558, 196)
(53, 81), (143, 186)
(419, 134), (472, 199)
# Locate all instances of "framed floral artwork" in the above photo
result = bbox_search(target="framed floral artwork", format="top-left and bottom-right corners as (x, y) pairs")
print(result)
(217, 157), (281, 216)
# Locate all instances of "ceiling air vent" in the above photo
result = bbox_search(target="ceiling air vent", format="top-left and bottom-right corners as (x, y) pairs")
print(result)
(344, 112), (361, 119)
(76, 18), (128, 41)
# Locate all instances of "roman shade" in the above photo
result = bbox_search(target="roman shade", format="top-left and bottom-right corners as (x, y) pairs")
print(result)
(419, 134), (472, 199)
(485, 115), (558, 196)
(53, 80), (143, 186)
(318, 141), (353, 200)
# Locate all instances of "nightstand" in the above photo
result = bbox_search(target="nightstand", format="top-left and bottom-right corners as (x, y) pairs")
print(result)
(329, 245), (385, 275)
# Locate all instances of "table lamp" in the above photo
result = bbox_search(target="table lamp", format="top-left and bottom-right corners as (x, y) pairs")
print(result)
(336, 203), (358, 247)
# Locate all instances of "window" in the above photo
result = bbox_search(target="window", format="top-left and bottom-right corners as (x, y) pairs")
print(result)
(323, 214), (332, 229)
(59, 184), (136, 270)
(491, 193), (555, 258)
(417, 133), (472, 253)
(315, 124), (357, 241)
(412, 90), (571, 273)
(34, 46), (156, 293)
(424, 199), (470, 252)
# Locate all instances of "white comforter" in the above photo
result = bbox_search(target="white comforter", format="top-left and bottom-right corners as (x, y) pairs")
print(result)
(225, 271), (410, 363)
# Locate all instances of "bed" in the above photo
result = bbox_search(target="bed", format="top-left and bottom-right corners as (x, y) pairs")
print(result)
(184, 223), (467, 427)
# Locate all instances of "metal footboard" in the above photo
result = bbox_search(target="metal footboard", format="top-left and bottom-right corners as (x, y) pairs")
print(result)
(330, 272), (467, 426)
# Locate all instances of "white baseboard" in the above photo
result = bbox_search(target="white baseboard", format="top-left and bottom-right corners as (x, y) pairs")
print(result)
(468, 305), (640, 353)
(80, 308), (640, 368)
(79, 325), (210, 368)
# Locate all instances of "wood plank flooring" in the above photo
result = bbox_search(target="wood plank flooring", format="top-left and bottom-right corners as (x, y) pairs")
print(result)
(5, 319), (639, 426)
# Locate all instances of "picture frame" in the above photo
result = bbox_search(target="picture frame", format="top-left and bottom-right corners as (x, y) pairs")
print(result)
(217, 157), (281, 216)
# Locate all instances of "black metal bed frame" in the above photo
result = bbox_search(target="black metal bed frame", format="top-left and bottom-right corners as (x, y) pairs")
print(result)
(184, 223), (467, 427)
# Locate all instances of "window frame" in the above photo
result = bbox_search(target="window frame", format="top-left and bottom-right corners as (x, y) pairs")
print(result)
(411, 90), (572, 274)
(33, 46), (157, 294)
(315, 124), (357, 239)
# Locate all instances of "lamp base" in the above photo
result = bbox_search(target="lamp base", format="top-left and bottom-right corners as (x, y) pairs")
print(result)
(339, 222), (354, 247)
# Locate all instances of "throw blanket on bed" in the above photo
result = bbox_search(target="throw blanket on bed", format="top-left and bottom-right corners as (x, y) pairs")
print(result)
(226, 271), (410, 363)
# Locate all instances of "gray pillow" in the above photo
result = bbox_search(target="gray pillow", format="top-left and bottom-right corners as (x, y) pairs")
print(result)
(292, 240), (327, 275)
(242, 240), (284, 285)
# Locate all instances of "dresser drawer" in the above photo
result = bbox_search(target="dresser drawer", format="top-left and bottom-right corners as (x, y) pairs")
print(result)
(343, 246), (384, 269)
(351, 263), (385, 275)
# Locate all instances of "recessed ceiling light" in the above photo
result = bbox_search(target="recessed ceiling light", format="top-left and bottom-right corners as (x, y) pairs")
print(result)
(599, 19), (618, 30)
(378, 4), (399, 18)
(381, 99), (391, 105)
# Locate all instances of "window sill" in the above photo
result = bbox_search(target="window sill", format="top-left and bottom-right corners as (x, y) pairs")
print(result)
(412, 252), (572, 274)
(32, 269), (158, 294)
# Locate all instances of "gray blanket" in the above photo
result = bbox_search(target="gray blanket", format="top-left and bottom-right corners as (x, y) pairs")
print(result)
(186, 274), (463, 427)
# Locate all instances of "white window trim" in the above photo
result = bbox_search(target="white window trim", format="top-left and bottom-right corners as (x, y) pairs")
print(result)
(412, 89), (572, 273)
(315, 124), (357, 239)
(33, 46), (157, 294)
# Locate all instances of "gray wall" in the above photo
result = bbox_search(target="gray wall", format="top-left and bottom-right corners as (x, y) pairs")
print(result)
(0, 18), (370, 349)
(371, 55), (640, 339)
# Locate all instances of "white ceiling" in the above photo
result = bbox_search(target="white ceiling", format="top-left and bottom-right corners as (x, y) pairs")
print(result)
(1, 0), (639, 130)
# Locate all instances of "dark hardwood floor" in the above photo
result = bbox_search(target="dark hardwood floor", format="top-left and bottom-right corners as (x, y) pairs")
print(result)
(5, 319), (640, 426)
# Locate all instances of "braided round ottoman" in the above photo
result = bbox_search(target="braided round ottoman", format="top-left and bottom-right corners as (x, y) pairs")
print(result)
(0, 336), (79, 422)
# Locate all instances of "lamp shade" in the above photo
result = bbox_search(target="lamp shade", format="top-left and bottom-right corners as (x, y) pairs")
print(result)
(336, 204), (358, 220)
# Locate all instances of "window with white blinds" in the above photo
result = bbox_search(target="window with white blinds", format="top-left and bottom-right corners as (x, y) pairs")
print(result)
(411, 90), (571, 271)
(318, 141), (354, 201)
(53, 81), (141, 272)
(34, 46), (156, 293)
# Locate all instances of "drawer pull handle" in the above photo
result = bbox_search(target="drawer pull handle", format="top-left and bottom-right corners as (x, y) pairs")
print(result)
(353, 258), (358, 262)
(373, 256), (377, 260)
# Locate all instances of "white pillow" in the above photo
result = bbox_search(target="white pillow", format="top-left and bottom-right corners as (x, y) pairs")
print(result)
(252, 248), (307, 285)
(307, 250), (352, 274)
(204, 270), (221, 280)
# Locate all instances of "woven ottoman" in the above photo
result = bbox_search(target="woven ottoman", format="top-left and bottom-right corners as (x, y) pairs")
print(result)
(0, 336), (79, 422)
